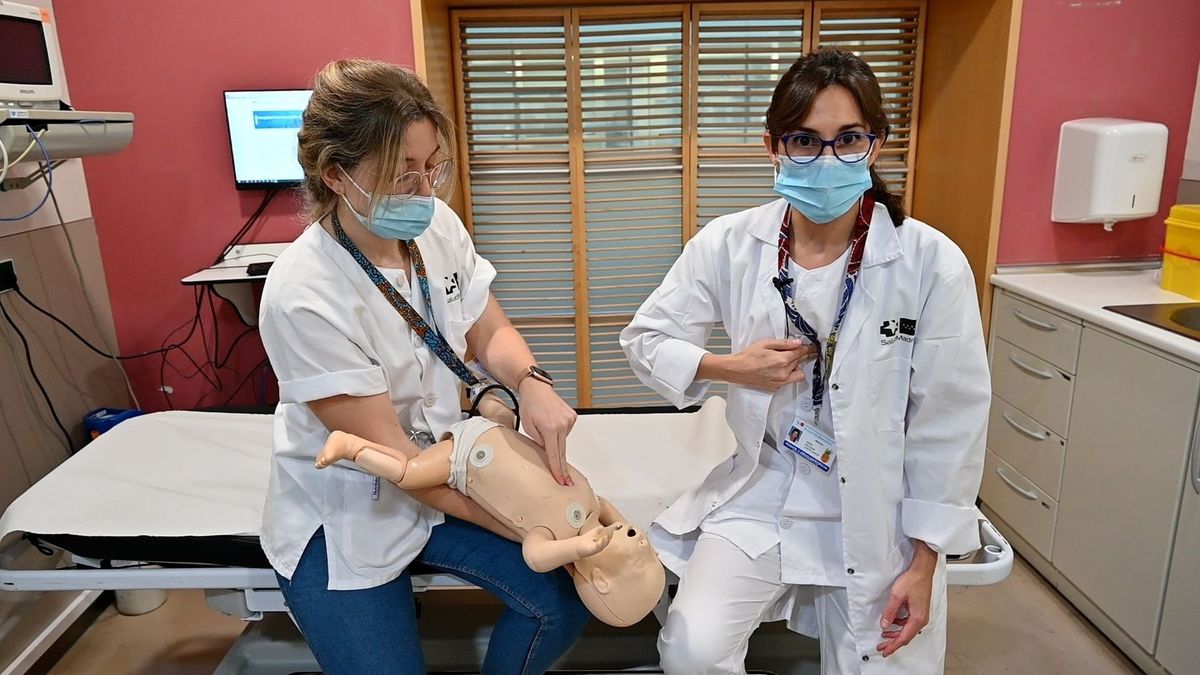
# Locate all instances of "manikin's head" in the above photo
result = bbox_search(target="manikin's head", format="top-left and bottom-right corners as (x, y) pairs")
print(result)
(572, 511), (666, 627)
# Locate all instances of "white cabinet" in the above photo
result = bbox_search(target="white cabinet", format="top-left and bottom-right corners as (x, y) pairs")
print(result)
(1155, 423), (1200, 674)
(985, 286), (1200, 673)
(992, 290), (1083, 372)
(982, 291), (1081, 557)
(987, 397), (1067, 499)
(991, 339), (1075, 437)
(1053, 328), (1200, 652)
(980, 450), (1059, 557)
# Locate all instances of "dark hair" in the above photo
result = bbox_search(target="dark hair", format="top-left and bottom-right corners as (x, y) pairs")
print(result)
(765, 49), (906, 226)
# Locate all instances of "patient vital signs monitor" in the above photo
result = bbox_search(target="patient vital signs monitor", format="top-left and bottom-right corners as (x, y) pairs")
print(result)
(0, 2), (133, 164)
(224, 89), (312, 190)
(0, 1), (66, 108)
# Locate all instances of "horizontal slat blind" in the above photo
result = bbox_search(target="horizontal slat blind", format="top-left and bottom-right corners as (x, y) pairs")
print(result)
(587, 320), (732, 408)
(814, 1), (924, 203)
(588, 322), (664, 407)
(453, 2), (924, 408)
(579, 12), (687, 404)
(456, 19), (574, 322)
(580, 14), (686, 318)
(695, 5), (807, 228)
(521, 324), (581, 406)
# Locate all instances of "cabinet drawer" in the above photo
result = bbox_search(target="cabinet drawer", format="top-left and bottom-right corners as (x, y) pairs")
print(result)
(980, 450), (1058, 560)
(992, 340), (1075, 437)
(992, 292), (1082, 373)
(988, 397), (1067, 498)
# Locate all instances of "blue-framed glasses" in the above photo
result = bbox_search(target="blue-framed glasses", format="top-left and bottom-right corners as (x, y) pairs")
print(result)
(778, 132), (878, 165)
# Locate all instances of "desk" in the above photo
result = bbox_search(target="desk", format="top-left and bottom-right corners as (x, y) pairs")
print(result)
(180, 243), (290, 326)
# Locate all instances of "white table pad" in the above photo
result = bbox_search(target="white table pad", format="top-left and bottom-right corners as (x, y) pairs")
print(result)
(0, 401), (735, 544)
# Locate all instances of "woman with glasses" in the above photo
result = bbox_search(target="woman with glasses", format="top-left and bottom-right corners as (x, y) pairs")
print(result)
(257, 59), (589, 675)
(622, 50), (990, 674)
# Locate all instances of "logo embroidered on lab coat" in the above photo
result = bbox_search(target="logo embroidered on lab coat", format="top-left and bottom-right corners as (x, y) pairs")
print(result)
(880, 317), (916, 345)
(444, 272), (462, 303)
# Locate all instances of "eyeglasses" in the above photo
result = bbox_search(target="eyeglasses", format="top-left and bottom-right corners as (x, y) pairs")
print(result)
(390, 158), (454, 197)
(353, 159), (453, 198)
(777, 132), (878, 165)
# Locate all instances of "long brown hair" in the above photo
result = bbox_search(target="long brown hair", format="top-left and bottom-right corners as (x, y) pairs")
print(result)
(296, 59), (455, 221)
(765, 49), (906, 226)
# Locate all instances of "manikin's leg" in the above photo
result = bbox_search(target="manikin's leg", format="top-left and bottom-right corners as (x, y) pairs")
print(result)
(317, 431), (454, 489)
(522, 524), (619, 573)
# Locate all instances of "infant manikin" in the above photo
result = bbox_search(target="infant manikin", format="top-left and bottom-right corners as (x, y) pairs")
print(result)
(316, 398), (666, 627)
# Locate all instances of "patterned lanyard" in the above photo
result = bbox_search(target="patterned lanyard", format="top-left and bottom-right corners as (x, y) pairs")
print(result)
(330, 211), (479, 386)
(774, 191), (874, 420)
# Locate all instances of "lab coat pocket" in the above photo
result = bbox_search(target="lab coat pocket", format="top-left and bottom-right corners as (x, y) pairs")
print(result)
(336, 469), (412, 571)
(867, 357), (910, 432)
(445, 318), (475, 361)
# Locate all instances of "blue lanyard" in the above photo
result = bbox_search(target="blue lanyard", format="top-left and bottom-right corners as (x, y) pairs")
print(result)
(773, 194), (872, 420)
(330, 211), (479, 387)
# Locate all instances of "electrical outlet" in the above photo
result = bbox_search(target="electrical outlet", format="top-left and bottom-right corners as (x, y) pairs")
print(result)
(0, 259), (15, 294)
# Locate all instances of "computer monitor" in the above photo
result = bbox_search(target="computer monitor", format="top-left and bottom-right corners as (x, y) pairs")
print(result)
(0, 1), (66, 108)
(223, 89), (312, 190)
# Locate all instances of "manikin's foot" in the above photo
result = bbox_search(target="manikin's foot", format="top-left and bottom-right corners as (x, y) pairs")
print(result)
(316, 430), (363, 468)
(316, 430), (410, 483)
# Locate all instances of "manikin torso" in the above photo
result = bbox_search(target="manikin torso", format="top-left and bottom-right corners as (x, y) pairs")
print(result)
(461, 426), (600, 542)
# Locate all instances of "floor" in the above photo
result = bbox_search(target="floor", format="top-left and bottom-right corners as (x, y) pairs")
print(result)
(42, 556), (1139, 675)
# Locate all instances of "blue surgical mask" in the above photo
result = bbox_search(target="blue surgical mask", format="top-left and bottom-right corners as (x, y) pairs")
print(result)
(773, 155), (872, 224)
(340, 167), (435, 241)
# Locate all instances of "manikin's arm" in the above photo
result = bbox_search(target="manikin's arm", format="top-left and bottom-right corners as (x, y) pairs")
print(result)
(596, 496), (629, 526)
(317, 431), (454, 489)
(317, 431), (523, 542)
(475, 390), (518, 431)
(522, 524), (619, 573)
(307, 393), (512, 535)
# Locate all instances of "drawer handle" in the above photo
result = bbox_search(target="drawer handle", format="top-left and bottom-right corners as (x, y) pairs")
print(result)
(996, 466), (1039, 501)
(1007, 353), (1054, 380)
(1002, 411), (1050, 441)
(1013, 309), (1059, 332)
(1191, 414), (1200, 496)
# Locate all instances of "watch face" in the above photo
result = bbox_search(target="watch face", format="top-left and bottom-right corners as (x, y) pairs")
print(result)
(531, 365), (554, 382)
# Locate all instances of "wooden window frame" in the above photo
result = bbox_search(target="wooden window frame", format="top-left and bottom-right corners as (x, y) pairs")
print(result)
(421, 0), (1024, 327)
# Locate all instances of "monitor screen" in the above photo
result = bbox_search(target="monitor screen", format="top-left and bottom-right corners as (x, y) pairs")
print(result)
(224, 89), (312, 189)
(0, 15), (53, 85)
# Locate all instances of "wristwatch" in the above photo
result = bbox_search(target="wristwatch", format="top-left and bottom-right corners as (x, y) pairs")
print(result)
(519, 364), (555, 388)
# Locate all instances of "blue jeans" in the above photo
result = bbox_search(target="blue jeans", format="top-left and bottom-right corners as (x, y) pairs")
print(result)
(276, 517), (591, 675)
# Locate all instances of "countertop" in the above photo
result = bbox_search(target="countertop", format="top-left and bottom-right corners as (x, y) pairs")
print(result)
(991, 267), (1200, 366)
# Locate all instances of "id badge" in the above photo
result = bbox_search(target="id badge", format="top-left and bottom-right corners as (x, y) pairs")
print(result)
(466, 359), (499, 385)
(781, 419), (837, 473)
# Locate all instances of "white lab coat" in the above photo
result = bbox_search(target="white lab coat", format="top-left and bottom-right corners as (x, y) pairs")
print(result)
(621, 198), (989, 672)
(259, 199), (495, 590)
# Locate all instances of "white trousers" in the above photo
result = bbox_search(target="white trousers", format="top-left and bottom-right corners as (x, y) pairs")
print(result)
(658, 533), (946, 675)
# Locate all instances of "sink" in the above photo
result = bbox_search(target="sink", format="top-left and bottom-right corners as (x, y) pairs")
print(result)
(1172, 306), (1200, 332)
(1104, 303), (1200, 342)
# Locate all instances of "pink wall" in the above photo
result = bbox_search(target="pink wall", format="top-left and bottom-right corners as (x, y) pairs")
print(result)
(52, 1), (415, 410)
(997, 0), (1200, 265)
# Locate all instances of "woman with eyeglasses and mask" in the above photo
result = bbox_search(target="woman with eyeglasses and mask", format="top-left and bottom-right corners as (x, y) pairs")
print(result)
(622, 50), (989, 674)
(258, 59), (589, 675)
